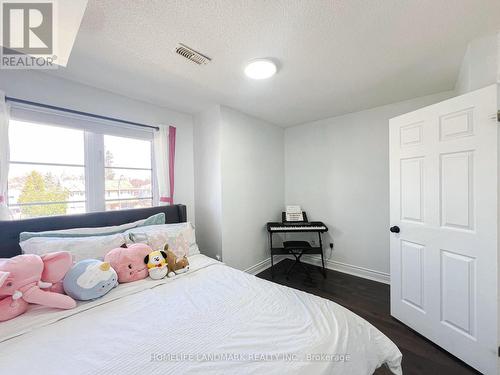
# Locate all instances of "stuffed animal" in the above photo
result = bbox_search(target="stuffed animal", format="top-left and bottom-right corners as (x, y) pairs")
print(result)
(144, 250), (169, 280)
(165, 245), (190, 278)
(63, 260), (117, 301)
(104, 243), (152, 283)
(0, 252), (76, 322)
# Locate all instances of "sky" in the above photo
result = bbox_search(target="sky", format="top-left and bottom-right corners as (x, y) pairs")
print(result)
(9, 119), (152, 168)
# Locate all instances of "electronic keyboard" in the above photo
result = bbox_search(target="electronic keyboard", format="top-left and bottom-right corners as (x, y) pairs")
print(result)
(266, 221), (328, 232)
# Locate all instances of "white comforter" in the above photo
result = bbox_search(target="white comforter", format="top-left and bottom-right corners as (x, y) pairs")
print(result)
(0, 254), (402, 375)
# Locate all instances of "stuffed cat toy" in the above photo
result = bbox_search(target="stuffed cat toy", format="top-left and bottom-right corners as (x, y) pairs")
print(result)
(63, 260), (118, 301)
(165, 245), (190, 278)
(144, 250), (169, 280)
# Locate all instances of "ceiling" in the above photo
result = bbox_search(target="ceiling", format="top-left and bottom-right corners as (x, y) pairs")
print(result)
(48, 0), (500, 127)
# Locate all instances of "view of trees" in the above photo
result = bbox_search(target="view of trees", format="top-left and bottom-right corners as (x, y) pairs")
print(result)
(105, 150), (115, 180)
(17, 171), (70, 217)
(9, 150), (152, 219)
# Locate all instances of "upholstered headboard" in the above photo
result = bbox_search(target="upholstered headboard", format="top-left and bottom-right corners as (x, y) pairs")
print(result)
(0, 205), (187, 258)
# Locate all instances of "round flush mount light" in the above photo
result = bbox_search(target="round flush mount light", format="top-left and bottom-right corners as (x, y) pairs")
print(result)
(244, 59), (277, 80)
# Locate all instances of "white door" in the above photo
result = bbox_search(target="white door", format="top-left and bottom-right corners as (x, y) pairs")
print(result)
(389, 85), (499, 374)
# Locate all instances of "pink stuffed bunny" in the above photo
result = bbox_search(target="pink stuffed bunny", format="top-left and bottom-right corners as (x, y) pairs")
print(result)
(104, 243), (152, 283)
(0, 252), (76, 322)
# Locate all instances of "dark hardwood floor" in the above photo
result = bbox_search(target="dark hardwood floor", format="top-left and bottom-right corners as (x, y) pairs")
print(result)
(256, 259), (480, 375)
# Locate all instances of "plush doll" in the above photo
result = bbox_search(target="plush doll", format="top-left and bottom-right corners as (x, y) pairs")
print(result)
(144, 250), (169, 280)
(63, 260), (118, 301)
(0, 252), (76, 322)
(165, 245), (190, 278)
(104, 243), (152, 283)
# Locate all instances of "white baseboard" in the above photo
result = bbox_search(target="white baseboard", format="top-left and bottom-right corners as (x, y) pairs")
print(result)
(244, 254), (390, 285)
(300, 255), (390, 285)
(244, 258), (272, 275)
(244, 255), (287, 275)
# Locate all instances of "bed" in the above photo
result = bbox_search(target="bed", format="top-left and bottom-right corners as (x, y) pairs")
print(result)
(0, 206), (402, 375)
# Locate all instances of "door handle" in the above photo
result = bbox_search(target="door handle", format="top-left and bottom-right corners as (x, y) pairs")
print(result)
(390, 226), (400, 233)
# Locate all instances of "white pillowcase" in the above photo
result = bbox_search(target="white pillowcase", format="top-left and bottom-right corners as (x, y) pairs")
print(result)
(125, 222), (200, 257)
(20, 233), (127, 263)
(19, 213), (165, 242)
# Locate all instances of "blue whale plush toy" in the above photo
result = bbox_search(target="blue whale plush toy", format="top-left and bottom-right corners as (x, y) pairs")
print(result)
(63, 259), (118, 301)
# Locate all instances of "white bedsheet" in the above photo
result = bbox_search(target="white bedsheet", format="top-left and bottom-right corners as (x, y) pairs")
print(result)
(0, 254), (402, 375)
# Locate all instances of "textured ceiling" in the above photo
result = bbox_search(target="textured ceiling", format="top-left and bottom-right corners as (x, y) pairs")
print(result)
(47, 0), (500, 126)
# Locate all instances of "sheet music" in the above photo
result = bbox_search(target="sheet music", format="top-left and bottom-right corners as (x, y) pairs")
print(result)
(286, 205), (304, 222)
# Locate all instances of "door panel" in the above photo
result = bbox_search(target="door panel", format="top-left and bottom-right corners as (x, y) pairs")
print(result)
(440, 249), (476, 338)
(400, 157), (424, 222)
(401, 240), (425, 312)
(400, 122), (424, 146)
(390, 85), (498, 374)
(440, 151), (474, 230)
(439, 108), (474, 141)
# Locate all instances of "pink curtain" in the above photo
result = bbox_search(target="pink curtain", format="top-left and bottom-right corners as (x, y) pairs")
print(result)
(159, 126), (176, 205)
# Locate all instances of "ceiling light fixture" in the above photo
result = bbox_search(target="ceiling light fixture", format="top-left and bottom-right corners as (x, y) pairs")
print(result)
(244, 59), (277, 80)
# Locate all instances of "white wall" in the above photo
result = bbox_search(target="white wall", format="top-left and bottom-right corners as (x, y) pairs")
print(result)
(220, 106), (284, 271)
(193, 105), (284, 270)
(193, 106), (222, 260)
(455, 32), (500, 94)
(2, 70), (282, 270)
(0, 70), (196, 221)
(0, 69), (462, 278)
(285, 91), (454, 278)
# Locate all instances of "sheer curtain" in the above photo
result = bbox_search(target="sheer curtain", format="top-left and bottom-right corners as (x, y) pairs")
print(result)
(154, 125), (176, 205)
(0, 91), (11, 220)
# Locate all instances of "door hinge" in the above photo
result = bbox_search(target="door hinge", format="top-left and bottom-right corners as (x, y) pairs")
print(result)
(498, 346), (500, 357)
(497, 110), (500, 123)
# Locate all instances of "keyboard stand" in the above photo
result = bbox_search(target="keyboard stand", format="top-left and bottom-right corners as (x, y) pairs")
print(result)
(266, 223), (327, 280)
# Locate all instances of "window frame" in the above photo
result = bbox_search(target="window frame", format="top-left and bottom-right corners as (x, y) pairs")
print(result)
(7, 103), (158, 219)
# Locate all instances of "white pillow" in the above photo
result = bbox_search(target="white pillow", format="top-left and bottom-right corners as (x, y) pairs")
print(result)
(125, 222), (200, 256)
(20, 233), (127, 262)
(19, 213), (165, 242)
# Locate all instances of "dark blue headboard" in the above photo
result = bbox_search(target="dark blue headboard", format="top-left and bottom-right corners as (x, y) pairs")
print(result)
(0, 205), (187, 258)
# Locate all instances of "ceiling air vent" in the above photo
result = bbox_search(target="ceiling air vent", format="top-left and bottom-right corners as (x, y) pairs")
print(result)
(175, 43), (211, 65)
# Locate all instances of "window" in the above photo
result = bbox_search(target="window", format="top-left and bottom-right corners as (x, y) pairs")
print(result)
(7, 107), (156, 219)
(8, 120), (86, 220)
(104, 135), (153, 211)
